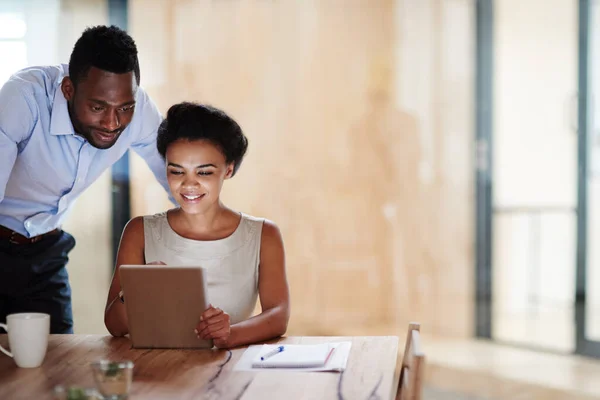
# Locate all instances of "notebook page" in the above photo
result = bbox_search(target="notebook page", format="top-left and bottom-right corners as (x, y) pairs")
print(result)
(251, 343), (334, 368)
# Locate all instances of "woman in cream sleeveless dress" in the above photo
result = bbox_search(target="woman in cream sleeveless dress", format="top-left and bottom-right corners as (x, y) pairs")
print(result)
(103, 103), (290, 348)
(143, 211), (263, 325)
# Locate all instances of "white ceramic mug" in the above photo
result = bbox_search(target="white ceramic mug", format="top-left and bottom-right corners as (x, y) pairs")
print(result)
(0, 313), (50, 368)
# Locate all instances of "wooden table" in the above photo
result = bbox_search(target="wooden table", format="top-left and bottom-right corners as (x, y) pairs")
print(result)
(0, 335), (400, 400)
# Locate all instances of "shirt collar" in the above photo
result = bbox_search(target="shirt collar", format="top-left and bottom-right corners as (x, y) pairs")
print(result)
(49, 67), (76, 136)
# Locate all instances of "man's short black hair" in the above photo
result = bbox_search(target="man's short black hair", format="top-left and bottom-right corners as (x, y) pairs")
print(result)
(69, 25), (140, 86)
(157, 102), (249, 177)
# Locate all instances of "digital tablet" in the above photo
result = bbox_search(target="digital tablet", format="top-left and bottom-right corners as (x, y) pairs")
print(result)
(119, 264), (213, 349)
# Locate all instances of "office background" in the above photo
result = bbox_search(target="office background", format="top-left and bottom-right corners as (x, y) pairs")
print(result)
(1, 0), (599, 397)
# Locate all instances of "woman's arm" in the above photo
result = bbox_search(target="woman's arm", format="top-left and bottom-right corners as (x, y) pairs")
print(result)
(104, 216), (146, 337)
(197, 220), (290, 348)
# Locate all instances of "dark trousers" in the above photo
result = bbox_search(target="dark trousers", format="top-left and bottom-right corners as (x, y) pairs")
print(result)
(0, 231), (76, 334)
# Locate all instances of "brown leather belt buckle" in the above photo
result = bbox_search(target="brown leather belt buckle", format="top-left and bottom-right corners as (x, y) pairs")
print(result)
(30, 235), (43, 244)
(9, 231), (21, 245)
(6, 229), (52, 245)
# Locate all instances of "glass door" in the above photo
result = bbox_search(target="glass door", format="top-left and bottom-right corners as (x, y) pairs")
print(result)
(476, 0), (600, 358)
(490, 0), (578, 353)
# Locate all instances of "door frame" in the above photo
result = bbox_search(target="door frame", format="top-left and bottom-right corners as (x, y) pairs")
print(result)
(575, 0), (600, 358)
(474, 0), (494, 339)
(107, 0), (131, 269)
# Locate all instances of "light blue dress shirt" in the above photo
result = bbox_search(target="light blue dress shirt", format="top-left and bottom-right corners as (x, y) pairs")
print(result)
(0, 64), (170, 238)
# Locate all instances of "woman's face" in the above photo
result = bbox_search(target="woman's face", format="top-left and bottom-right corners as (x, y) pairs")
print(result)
(165, 139), (233, 215)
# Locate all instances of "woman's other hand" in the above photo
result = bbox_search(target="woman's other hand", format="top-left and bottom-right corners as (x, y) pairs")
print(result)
(195, 304), (231, 348)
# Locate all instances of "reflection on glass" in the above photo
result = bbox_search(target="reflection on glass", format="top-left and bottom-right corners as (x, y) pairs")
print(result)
(493, 212), (575, 352)
(491, 0), (577, 353)
(0, 41), (27, 85)
(0, 13), (26, 39)
(0, 12), (27, 85)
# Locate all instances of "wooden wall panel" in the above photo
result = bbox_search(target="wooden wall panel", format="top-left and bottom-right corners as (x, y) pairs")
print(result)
(130, 0), (474, 338)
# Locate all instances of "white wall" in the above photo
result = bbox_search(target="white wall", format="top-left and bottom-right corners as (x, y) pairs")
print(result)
(0, 0), (112, 334)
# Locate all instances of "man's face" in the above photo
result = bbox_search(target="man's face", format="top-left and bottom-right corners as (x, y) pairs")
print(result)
(61, 66), (138, 149)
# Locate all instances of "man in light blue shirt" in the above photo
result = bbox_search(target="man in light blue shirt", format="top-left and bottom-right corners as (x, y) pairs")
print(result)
(0, 25), (170, 333)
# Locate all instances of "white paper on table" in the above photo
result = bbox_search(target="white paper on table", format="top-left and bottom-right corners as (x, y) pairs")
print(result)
(233, 341), (352, 372)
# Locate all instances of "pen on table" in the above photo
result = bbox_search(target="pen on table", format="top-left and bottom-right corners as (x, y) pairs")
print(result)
(261, 346), (285, 361)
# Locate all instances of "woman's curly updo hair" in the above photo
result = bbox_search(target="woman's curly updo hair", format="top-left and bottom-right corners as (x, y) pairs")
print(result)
(157, 102), (248, 177)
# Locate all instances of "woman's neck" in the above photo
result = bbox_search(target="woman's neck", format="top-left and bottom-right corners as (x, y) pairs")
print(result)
(169, 201), (239, 240)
